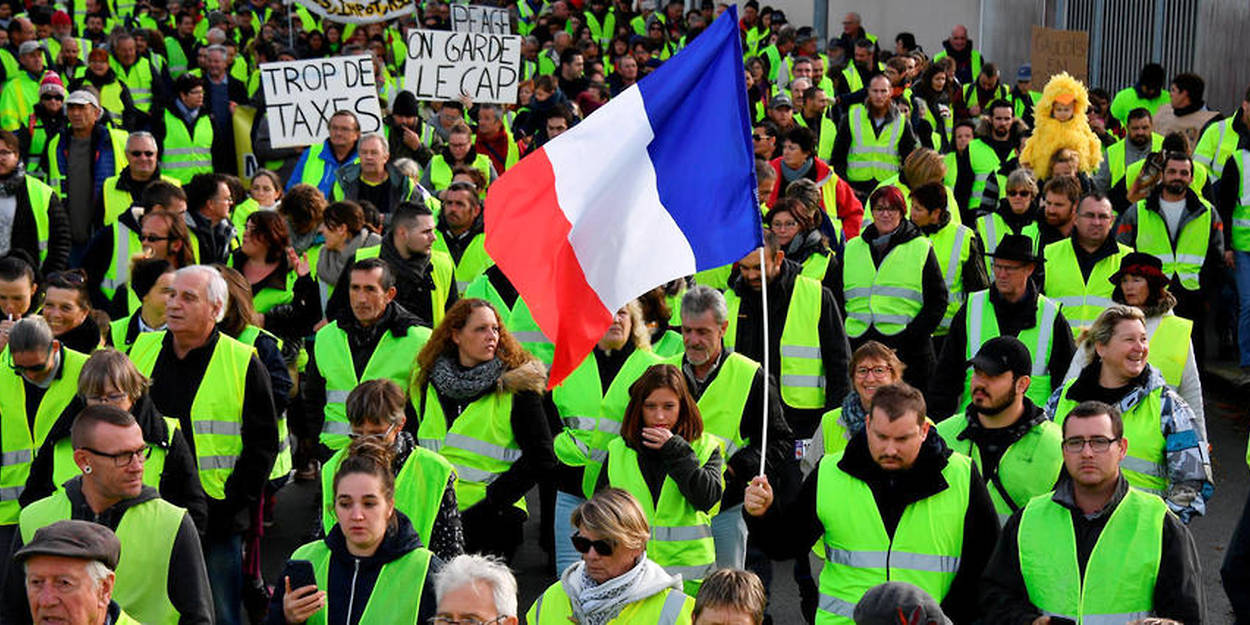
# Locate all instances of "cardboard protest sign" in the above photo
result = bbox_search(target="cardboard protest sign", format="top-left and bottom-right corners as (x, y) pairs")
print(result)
(260, 55), (384, 149)
(450, 4), (511, 33)
(1030, 26), (1089, 85)
(404, 29), (522, 104)
(293, 0), (415, 24)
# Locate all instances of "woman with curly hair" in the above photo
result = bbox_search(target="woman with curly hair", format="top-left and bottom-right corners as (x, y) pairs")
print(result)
(412, 298), (556, 561)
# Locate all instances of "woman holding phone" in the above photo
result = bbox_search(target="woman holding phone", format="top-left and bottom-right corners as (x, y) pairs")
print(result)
(265, 439), (442, 625)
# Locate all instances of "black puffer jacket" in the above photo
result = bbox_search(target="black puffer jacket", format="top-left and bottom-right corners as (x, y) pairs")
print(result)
(265, 512), (442, 625)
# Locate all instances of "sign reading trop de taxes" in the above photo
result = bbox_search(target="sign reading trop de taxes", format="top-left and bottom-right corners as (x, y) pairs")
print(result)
(404, 29), (521, 103)
(260, 55), (384, 149)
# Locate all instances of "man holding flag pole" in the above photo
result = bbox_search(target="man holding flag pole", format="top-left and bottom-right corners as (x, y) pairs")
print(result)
(483, 2), (791, 581)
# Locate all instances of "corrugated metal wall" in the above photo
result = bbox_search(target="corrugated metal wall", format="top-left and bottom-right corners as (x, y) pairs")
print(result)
(1060, 0), (1197, 93)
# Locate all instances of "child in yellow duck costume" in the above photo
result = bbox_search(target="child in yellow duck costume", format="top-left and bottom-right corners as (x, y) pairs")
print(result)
(1018, 72), (1102, 179)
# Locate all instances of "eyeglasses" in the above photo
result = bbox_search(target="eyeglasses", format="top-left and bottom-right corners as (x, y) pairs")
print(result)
(8, 346), (52, 374)
(1006, 189), (1032, 197)
(139, 234), (174, 243)
(84, 392), (129, 404)
(347, 422), (398, 442)
(128, 150), (155, 157)
(428, 617), (506, 625)
(1061, 436), (1119, 453)
(570, 533), (614, 556)
(771, 220), (798, 229)
(853, 365), (892, 378)
(80, 445), (151, 467)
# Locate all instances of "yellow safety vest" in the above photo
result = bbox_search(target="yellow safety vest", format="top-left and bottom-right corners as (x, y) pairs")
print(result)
(1042, 239), (1131, 336)
(416, 385), (525, 513)
(961, 289), (1060, 409)
(845, 104), (904, 184)
(843, 235), (931, 337)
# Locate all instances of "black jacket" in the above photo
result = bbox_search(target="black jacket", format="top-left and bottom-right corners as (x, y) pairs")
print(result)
(200, 75), (249, 175)
(728, 257), (850, 437)
(82, 207), (143, 315)
(981, 474), (1205, 625)
(305, 303), (426, 449)
(595, 434), (724, 512)
(0, 169), (70, 275)
(145, 330), (278, 535)
(831, 105), (919, 193)
(331, 163), (412, 215)
(929, 284), (1076, 419)
(831, 219), (948, 386)
(185, 209), (235, 266)
(746, 427), (1000, 624)
(20, 393), (208, 529)
(325, 235), (459, 328)
(265, 512), (442, 625)
(679, 349), (792, 510)
(3, 479), (213, 625)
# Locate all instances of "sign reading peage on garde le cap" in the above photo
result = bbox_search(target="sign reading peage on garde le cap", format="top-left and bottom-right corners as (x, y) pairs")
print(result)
(293, 0), (415, 24)
(403, 29), (522, 104)
(260, 55), (384, 149)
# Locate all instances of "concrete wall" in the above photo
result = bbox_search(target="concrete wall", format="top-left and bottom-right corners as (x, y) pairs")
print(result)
(737, 0), (980, 56)
(980, 0), (1045, 84)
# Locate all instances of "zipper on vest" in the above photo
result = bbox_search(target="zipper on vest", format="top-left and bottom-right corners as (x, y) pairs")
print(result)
(346, 558), (360, 625)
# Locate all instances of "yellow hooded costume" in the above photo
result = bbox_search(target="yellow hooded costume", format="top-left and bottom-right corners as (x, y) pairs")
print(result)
(1018, 72), (1102, 179)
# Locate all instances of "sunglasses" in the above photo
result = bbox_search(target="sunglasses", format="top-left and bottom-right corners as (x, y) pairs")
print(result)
(139, 234), (173, 243)
(41, 94), (63, 101)
(129, 150), (155, 157)
(1006, 189), (1032, 197)
(753, 134), (768, 140)
(570, 533), (613, 556)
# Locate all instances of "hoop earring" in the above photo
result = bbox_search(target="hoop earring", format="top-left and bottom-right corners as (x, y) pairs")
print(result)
(83, 465), (93, 474)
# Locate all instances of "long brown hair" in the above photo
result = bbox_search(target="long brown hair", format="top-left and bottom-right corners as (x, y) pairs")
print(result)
(414, 298), (530, 390)
(212, 264), (260, 338)
(620, 364), (703, 447)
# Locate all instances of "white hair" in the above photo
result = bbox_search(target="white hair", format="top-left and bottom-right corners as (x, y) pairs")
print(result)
(433, 554), (518, 618)
(175, 265), (229, 323)
(359, 132), (389, 155)
(25, 559), (113, 592)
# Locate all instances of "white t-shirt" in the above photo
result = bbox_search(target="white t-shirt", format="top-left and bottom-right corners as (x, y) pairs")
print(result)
(1158, 198), (1187, 239)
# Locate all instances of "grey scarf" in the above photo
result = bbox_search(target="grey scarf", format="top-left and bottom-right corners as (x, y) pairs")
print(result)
(780, 157), (813, 182)
(429, 355), (504, 401)
(839, 391), (869, 437)
(560, 555), (682, 625)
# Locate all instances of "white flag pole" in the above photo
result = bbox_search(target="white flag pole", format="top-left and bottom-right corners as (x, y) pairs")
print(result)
(757, 245), (769, 478)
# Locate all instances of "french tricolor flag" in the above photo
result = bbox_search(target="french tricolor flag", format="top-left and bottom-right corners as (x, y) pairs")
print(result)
(485, 6), (762, 387)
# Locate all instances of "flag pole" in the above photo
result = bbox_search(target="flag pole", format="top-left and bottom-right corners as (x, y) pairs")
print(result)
(757, 245), (769, 478)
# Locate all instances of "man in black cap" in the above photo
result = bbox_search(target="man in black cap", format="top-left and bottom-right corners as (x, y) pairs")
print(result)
(853, 581), (951, 625)
(930, 234), (1075, 419)
(384, 91), (432, 167)
(935, 336), (1065, 525)
(15, 520), (134, 625)
(766, 94), (797, 135)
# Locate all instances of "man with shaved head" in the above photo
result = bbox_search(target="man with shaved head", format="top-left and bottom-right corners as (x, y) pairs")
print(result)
(933, 24), (985, 84)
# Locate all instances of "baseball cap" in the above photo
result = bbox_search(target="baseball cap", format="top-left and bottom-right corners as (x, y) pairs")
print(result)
(18, 40), (44, 56)
(769, 94), (793, 110)
(1016, 63), (1032, 82)
(853, 582), (952, 625)
(967, 336), (1032, 378)
(65, 89), (100, 110)
(15, 520), (121, 570)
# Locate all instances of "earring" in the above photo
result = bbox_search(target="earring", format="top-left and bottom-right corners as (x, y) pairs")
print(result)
(83, 465), (92, 474)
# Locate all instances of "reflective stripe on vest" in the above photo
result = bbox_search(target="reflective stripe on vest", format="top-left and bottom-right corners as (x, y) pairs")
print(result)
(843, 236), (930, 336)
(99, 222), (141, 297)
(417, 385), (524, 512)
(962, 290), (1058, 409)
(1042, 239), (1130, 335)
(20, 492), (185, 625)
(815, 451), (971, 624)
(606, 434), (721, 586)
(160, 110), (213, 183)
(1194, 118), (1237, 176)
(966, 140), (1001, 212)
(130, 331), (250, 500)
(1134, 199), (1211, 290)
(846, 104), (903, 183)
(1231, 150), (1250, 252)
(929, 221), (972, 334)
(1051, 378), (1169, 494)
(110, 58), (154, 111)
(428, 153), (493, 191)
(25, 176), (53, 264)
(778, 275), (826, 408)
(292, 539), (432, 625)
(0, 347), (87, 523)
(1018, 488), (1164, 624)
(314, 321), (430, 451)
(977, 213), (1040, 258)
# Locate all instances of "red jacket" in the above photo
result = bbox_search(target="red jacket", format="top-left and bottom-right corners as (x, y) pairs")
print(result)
(767, 157), (864, 238)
